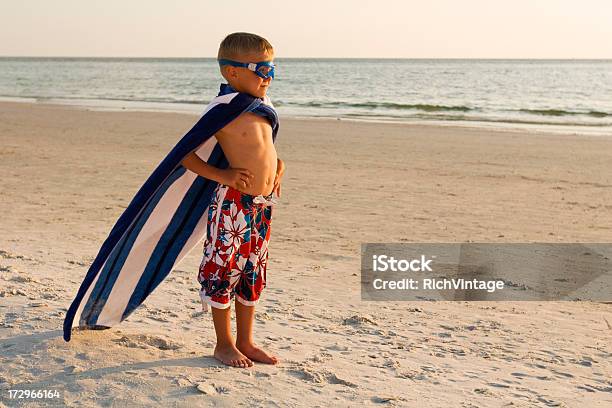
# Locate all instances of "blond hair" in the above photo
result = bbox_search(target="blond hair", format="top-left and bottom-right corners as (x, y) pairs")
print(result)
(217, 32), (274, 60)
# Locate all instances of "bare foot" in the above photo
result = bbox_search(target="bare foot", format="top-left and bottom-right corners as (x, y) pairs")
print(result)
(236, 342), (279, 365)
(214, 344), (253, 368)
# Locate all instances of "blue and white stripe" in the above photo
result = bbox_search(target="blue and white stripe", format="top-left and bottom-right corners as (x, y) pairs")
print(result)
(63, 85), (279, 341)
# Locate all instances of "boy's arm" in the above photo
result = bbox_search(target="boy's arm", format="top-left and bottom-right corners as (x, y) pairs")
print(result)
(273, 158), (286, 197)
(181, 152), (224, 183)
(181, 152), (254, 189)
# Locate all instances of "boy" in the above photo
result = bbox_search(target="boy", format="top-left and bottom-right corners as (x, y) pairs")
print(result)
(181, 32), (285, 368)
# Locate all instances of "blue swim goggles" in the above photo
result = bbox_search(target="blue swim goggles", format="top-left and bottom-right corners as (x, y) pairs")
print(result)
(218, 59), (275, 80)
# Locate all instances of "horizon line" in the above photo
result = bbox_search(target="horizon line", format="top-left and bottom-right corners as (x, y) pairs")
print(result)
(1, 55), (612, 61)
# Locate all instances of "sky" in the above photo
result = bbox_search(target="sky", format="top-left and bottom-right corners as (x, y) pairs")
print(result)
(1, 0), (611, 59)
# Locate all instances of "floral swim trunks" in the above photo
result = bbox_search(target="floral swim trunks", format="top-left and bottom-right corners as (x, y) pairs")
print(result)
(198, 183), (276, 309)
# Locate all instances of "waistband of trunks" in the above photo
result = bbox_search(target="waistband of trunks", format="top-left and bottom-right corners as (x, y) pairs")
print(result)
(219, 184), (278, 206)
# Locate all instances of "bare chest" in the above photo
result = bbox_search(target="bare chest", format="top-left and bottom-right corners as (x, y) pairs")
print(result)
(216, 112), (272, 146)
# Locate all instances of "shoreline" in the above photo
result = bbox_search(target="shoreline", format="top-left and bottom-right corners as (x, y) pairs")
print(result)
(2, 97), (611, 138)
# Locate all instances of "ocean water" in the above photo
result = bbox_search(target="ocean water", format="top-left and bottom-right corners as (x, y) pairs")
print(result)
(1, 57), (611, 135)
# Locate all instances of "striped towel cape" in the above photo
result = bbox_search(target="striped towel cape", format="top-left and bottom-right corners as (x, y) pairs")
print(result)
(63, 84), (279, 341)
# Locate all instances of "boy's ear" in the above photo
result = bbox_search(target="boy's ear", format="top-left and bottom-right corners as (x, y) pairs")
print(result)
(220, 65), (238, 80)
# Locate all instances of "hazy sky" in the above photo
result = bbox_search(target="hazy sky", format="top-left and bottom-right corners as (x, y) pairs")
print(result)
(2, 0), (611, 58)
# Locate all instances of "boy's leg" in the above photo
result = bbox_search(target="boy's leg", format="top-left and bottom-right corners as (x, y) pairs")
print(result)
(198, 184), (254, 368)
(235, 299), (278, 365)
(235, 204), (278, 365)
(211, 305), (253, 368)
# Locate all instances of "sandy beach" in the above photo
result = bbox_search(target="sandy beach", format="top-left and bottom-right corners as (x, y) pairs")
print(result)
(0, 101), (610, 407)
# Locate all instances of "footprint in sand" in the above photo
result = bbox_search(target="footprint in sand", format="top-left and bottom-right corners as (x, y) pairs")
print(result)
(11, 275), (40, 283)
(474, 388), (495, 396)
(0, 250), (31, 260)
(309, 352), (333, 363)
(287, 367), (358, 388)
(112, 335), (182, 350)
(326, 343), (350, 352)
(145, 308), (180, 322)
(256, 312), (273, 321)
(196, 382), (231, 395)
(0, 288), (28, 297)
(371, 395), (406, 404)
(67, 259), (88, 266)
(342, 314), (378, 326)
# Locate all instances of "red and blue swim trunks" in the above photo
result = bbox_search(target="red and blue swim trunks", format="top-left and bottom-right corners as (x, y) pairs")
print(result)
(198, 183), (276, 309)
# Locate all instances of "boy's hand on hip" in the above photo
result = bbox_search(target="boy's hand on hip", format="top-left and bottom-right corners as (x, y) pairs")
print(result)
(220, 167), (254, 191)
(273, 158), (286, 198)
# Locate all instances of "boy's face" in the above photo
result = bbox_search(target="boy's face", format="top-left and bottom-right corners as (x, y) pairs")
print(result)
(223, 51), (273, 99)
